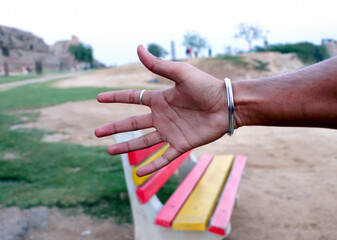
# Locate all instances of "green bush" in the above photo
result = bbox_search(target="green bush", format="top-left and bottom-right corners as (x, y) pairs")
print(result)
(252, 59), (270, 71)
(147, 43), (168, 58)
(255, 42), (330, 64)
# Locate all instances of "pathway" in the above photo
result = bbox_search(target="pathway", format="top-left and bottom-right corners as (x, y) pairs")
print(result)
(0, 71), (86, 90)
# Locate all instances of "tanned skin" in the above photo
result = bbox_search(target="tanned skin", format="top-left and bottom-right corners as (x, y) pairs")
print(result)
(95, 45), (337, 176)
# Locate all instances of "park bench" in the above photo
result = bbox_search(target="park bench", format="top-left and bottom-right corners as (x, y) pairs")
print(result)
(114, 131), (246, 240)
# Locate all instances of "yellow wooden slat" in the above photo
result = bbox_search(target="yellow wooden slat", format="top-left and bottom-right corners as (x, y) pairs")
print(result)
(172, 155), (234, 231)
(131, 144), (170, 185)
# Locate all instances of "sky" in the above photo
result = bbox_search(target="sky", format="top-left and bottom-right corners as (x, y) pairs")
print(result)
(1, 0), (337, 66)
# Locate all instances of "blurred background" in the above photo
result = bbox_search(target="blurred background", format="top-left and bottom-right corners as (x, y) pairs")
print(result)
(0, 0), (337, 240)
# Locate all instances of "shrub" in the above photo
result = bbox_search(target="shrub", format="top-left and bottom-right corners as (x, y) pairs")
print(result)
(255, 42), (329, 64)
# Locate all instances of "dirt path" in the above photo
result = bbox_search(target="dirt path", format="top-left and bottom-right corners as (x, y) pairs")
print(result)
(0, 71), (86, 90)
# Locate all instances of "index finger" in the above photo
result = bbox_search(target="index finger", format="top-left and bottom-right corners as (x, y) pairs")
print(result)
(97, 89), (151, 106)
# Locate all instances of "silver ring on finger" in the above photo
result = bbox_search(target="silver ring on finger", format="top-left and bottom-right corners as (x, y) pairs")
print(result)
(139, 90), (146, 105)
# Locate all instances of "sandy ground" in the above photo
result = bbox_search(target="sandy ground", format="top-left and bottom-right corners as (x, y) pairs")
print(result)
(25, 208), (134, 240)
(0, 206), (133, 240)
(8, 53), (337, 239)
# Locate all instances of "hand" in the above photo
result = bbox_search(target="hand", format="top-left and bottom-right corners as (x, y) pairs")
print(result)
(95, 45), (230, 176)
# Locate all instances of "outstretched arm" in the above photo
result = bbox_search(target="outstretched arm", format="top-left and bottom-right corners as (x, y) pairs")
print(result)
(95, 45), (337, 176)
(234, 56), (337, 129)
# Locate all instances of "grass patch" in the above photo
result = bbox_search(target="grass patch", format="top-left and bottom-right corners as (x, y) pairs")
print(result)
(0, 112), (132, 221)
(0, 81), (116, 112)
(0, 81), (179, 222)
(215, 55), (249, 67)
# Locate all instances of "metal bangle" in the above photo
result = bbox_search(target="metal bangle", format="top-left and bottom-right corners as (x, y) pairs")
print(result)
(224, 77), (234, 136)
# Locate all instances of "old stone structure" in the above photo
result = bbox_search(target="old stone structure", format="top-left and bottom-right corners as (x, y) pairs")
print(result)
(322, 38), (337, 57)
(0, 25), (60, 73)
(50, 35), (79, 70)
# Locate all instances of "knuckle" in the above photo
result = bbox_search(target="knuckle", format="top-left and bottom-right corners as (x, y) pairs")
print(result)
(110, 123), (117, 134)
(124, 141), (131, 152)
(142, 135), (150, 146)
(131, 116), (138, 130)
(129, 91), (136, 103)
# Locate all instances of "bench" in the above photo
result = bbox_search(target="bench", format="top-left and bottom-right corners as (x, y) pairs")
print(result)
(114, 131), (246, 240)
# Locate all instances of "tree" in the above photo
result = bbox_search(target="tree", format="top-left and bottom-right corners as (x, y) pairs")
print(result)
(147, 43), (168, 58)
(183, 32), (207, 58)
(234, 23), (264, 52)
(68, 43), (93, 64)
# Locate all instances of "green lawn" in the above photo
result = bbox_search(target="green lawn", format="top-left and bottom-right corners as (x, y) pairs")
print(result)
(0, 81), (177, 222)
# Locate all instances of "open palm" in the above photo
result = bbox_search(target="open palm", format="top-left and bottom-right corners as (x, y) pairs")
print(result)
(95, 45), (230, 176)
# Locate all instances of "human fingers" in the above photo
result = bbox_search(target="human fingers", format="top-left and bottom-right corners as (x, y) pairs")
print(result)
(107, 131), (162, 155)
(136, 146), (181, 177)
(95, 114), (153, 137)
(97, 89), (151, 106)
(137, 44), (187, 84)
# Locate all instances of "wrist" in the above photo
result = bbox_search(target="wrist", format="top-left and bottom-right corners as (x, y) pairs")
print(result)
(231, 79), (262, 128)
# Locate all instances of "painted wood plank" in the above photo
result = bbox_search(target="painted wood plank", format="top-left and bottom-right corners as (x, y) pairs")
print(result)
(136, 151), (192, 204)
(208, 155), (247, 236)
(128, 142), (165, 166)
(155, 154), (214, 228)
(172, 155), (234, 231)
(131, 144), (170, 186)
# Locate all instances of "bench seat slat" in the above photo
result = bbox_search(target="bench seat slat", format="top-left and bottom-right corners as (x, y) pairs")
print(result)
(128, 142), (165, 166)
(132, 144), (170, 186)
(136, 151), (192, 204)
(172, 155), (234, 231)
(208, 155), (247, 236)
(155, 154), (214, 228)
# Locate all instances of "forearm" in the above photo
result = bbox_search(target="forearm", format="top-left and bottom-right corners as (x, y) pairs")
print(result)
(233, 56), (337, 129)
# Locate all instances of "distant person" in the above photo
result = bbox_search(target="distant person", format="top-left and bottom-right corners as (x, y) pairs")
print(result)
(188, 48), (192, 58)
(2, 62), (9, 76)
(95, 45), (337, 177)
(185, 48), (189, 58)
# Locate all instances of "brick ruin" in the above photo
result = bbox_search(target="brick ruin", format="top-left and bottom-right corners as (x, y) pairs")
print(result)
(0, 25), (86, 74)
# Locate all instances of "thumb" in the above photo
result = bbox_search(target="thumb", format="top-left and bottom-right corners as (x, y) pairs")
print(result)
(137, 44), (184, 83)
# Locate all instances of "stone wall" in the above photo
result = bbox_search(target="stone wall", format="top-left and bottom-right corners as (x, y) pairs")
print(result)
(0, 25), (60, 72)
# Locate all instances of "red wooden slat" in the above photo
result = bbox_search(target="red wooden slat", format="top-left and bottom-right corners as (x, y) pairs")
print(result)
(208, 155), (247, 236)
(136, 151), (192, 204)
(127, 142), (165, 166)
(155, 154), (214, 228)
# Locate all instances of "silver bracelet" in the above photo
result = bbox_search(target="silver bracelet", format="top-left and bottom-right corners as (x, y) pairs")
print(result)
(224, 77), (234, 136)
